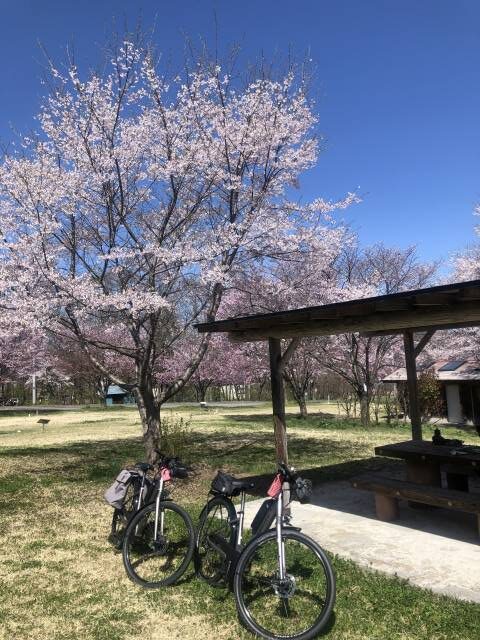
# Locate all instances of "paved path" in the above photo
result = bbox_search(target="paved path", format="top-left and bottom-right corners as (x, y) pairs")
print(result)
(0, 405), (83, 412)
(243, 480), (480, 604)
(0, 400), (265, 412)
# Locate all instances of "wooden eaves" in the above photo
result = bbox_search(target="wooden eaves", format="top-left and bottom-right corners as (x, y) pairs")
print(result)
(195, 279), (480, 463)
(196, 279), (480, 342)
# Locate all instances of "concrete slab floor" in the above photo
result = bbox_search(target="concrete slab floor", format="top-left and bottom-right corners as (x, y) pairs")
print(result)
(243, 481), (480, 604)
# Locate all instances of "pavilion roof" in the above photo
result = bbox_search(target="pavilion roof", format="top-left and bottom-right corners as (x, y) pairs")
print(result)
(196, 279), (480, 342)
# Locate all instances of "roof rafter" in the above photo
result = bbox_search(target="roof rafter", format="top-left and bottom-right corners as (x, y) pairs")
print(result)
(195, 279), (480, 342)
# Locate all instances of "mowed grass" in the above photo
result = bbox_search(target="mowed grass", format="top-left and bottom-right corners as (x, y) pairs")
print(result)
(0, 403), (479, 640)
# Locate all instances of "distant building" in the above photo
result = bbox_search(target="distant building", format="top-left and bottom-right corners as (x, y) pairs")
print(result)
(105, 385), (136, 406)
(383, 359), (480, 426)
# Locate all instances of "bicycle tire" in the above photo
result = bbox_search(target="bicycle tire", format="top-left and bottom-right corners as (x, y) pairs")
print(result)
(234, 529), (335, 640)
(196, 495), (237, 586)
(122, 501), (195, 588)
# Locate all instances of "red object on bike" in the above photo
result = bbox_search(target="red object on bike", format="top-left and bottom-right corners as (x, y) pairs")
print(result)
(267, 473), (282, 498)
(161, 467), (172, 481)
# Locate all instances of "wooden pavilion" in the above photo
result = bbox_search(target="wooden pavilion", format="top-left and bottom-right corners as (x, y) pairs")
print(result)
(196, 279), (480, 465)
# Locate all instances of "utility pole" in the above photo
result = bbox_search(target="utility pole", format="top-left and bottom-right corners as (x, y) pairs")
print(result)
(32, 373), (36, 405)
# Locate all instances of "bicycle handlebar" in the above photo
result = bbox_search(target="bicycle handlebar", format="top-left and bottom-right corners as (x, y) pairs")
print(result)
(277, 463), (313, 503)
(277, 463), (298, 483)
(155, 450), (191, 478)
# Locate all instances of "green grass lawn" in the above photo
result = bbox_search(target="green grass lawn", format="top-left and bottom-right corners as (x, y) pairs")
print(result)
(0, 404), (479, 640)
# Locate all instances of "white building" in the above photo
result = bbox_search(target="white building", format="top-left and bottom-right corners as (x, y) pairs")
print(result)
(383, 359), (480, 426)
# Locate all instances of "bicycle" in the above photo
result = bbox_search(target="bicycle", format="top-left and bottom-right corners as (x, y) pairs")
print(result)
(122, 453), (195, 589)
(196, 464), (335, 640)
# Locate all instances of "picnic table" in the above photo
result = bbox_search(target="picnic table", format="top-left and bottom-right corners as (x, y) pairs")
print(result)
(351, 440), (480, 535)
(375, 440), (480, 490)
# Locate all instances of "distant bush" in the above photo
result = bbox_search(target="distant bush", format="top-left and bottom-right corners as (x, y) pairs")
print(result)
(418, 371), (446, 422)
(159, 413), (192, 457)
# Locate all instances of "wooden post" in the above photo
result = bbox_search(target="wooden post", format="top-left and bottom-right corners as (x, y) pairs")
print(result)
(403, 330), (422, 440)
(268, 337), (288, 464)
(374, 494), (399, 521)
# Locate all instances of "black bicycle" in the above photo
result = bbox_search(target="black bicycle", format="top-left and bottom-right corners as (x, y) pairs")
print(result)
(196, 464), (335, 640)
(122, 454), (195, 589)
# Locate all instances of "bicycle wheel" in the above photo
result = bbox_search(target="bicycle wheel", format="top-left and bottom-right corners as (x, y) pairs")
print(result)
(122, 501), (195, 588)
(196, 495), (237, 586)
(234, 529), (335, 640)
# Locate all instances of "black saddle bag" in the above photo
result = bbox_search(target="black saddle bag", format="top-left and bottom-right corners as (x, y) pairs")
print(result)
(211, 471), (236, 496)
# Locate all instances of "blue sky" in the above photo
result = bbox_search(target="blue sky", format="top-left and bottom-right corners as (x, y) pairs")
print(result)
(1, 0), (479, 268)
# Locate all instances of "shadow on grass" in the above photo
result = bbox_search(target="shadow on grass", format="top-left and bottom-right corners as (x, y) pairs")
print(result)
(239, 457), (402, 497)
(224, 411), (340, 423)
(0, 430), (378, 490)
(0, 437), (145, 483)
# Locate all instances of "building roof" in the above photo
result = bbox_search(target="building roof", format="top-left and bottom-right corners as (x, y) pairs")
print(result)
(106, 385), (134, 396)
(196, 279), (480, 342)
(383, 359), (480, 383)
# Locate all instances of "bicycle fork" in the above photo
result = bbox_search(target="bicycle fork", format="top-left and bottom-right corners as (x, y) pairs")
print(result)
(154, 477), (165, 540)
(276, 489), (286, 580)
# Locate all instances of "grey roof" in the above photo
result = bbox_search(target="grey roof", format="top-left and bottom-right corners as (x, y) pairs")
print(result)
(383, 360), (480, 383)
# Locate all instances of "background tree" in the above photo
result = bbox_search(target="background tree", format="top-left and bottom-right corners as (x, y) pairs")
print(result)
(50, 332), (135, 403)
(282, 341), (319, 418)
(315, 243), (438, 425)
(424, 212), (480, 369)
(221, 227), (349, 416)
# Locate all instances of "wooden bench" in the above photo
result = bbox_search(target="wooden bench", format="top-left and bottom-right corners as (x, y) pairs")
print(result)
(351, 473), (480, 537)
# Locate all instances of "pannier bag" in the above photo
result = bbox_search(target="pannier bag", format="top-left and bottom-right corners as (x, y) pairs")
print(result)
(251, 498), (276, 535)
(104, 469), (134, 510)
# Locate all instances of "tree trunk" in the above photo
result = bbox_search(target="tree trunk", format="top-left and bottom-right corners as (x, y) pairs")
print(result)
(359, 391), (370, 426)
(194, 380), (212, 402)
(135, 383), (161, 463)
(297, 395), (308, 418)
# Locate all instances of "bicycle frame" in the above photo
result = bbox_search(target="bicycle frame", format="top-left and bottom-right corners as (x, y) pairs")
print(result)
(133, 475), (168, 540)
(219, 482), (290, 581)
(236, 490), (247, 549)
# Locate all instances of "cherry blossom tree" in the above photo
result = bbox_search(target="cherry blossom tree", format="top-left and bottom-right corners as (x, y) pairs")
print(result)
(315, 243), (438, 425)
(220, 230), (349, 417)
(49, 331), (135, 403)
(0, 330), (49, 380)
(427, 220), (480, 375)
(161, 333), (263, 402)
(0, 38), (357, 460)
(282, 341), (320, 417)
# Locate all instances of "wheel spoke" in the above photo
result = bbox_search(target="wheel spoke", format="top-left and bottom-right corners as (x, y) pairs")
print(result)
(196, 498), (235, 586)
(123, 503), (194, 587)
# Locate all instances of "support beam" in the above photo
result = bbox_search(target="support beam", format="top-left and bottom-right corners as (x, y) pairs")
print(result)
(269, 337), (288, 464)
(414, 329), (436, 358)
(361, 321), (479, 338)
(403, 330), (422, 440)
(226, 302), (480, 342)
